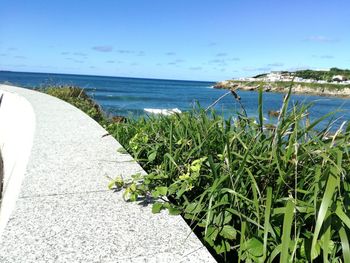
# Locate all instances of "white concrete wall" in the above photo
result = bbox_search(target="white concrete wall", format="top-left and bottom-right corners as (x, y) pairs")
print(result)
(0, 89), (35, 235)
(0, 85), (215, 262)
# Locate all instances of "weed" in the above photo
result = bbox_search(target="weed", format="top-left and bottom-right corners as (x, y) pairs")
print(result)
(107, 88), (350, 262)
(45, 85), (350, 262)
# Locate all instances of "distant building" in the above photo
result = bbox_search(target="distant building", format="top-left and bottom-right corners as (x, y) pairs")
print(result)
(266, 72), (282, 82)
(315, 68), (330, 72)
(240, 70), (350, 84)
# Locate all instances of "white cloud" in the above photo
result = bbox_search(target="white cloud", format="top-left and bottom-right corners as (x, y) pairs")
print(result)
(267, 62), (284, 67)
(189, 66), (202, 70)
(165, 52), (176, 56)
(92, 46), (113, 52)
(305, 36), (338, 43)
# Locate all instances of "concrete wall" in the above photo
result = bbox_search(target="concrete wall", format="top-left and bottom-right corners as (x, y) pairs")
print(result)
(0, 151), (3, 201)
(0, 85), (215, 262)
(0, 90), (35, 235)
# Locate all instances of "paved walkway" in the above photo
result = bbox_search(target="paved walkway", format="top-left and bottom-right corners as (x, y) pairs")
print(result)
(0, 85), (215, 263)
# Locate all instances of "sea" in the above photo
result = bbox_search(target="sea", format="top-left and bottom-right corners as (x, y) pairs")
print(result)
(1, 71), (349, 130)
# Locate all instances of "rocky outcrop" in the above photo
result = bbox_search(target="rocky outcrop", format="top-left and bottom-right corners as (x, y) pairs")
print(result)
(214, 81), (350, 98)
(111, 116), (126, 123)
(213, 81), (239, 89)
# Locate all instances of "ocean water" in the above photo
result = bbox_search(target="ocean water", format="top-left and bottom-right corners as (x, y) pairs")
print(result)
(1, 71), (349, 129)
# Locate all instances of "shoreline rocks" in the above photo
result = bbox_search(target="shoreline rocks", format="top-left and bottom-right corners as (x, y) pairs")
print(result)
(214, 81), (350, 98)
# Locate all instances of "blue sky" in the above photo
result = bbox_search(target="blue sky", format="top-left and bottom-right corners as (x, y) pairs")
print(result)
(0, 0), (349, 81)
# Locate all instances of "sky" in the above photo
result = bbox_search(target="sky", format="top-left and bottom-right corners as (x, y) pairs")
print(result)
(0, 0), (349, 81)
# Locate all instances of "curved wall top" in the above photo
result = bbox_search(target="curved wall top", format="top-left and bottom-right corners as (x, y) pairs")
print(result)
(0, 84), (215, 262)
(0, 89), (35, 235)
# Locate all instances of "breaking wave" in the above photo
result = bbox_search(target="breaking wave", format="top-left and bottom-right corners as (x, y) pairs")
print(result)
(144, 108), (182, 115)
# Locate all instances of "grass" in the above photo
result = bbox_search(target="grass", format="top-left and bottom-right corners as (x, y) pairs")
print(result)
(44, 85), (350, 262)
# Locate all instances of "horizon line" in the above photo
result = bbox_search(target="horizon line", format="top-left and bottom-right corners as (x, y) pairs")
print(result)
(0, 69), (217, 83)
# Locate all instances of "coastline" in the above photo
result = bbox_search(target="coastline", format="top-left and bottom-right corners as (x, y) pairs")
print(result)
(214, 80), (350, 98)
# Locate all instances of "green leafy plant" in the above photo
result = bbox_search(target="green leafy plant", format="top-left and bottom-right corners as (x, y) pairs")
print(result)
(107, 88), (350, 262)
(45, 85), (350, 262)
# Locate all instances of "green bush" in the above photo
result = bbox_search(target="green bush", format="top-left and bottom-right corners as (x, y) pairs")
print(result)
(107, 89), (350, 262)
(230, 80), (350, 91)
(45, 85), (350, 261)
(295, 68), (350, 81)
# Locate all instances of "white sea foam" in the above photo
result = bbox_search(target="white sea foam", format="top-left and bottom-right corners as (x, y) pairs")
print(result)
(144, 108), (182, 115)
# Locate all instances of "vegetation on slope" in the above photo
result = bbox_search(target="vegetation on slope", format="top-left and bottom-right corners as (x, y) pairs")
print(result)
(295, 68), (350, 81)
(45, 86), (350, 262)
(253, 68), (350, 82)
(229, 80), (350, 91)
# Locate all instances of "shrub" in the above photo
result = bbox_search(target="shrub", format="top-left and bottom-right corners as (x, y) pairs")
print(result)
(107, 89), (350, 262)
(45, 85), (350, 261)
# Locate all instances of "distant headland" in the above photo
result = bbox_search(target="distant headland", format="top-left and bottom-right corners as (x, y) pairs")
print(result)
(214, 68), (350, 98)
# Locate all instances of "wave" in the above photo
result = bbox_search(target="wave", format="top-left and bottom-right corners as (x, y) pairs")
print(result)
(144, 108), (182, 116)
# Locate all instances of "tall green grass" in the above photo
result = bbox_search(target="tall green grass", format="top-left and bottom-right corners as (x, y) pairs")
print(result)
(107, 88), (350, 262)
(44, 86), (350, 262)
